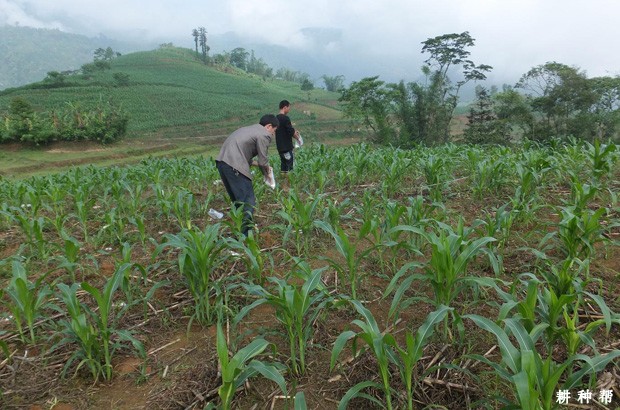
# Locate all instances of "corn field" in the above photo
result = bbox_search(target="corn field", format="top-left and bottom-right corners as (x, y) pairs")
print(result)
(0, 138), (619, 409)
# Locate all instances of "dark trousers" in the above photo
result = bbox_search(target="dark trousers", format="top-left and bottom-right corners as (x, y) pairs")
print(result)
(216, 161), (255, 236)
(279, 150), (294, 173)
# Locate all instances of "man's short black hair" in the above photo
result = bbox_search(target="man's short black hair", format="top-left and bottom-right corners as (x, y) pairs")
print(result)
(259, 114), (279, 128)
(279, 100), (290, 110)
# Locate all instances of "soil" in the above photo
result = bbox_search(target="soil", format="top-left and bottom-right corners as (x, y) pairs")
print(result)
(0, 144), (618, 410)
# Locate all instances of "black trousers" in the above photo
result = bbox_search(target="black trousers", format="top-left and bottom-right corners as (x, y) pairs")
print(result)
(216, 161), (255, 236)
(279, 150), (294, 173)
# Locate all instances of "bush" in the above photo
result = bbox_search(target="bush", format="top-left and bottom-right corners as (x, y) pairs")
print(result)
(0, 98), (129, 145)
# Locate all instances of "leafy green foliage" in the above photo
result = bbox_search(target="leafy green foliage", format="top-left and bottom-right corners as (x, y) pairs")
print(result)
(236, 263), (330, 375)
(216, 322), (286, 410)
(154, 224), (227, 326)
(53, 265), (145, 381)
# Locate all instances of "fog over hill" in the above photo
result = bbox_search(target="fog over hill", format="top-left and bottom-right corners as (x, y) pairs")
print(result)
(0, 25), (151, 89)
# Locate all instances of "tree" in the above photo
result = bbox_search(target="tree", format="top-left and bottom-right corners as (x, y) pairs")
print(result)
(413, 31), (492, 144)
(322, 75), (345, 92)
(192, 29), (199, 55)
(493, 85), (534, 139)
(230, 48), (249, 70)
(516, 62), (596, 139)
(339, 76), (395, 144)
(93, 47), (118, 62)
(588, 76), (620, 139)
(301, 79), (314, 100)
(5, 97), (34, 140)
(197, 27), (210, 64)
(339, 32), (491, 146)
(44, 71), (66, 86)
(463, 87), (509, 144)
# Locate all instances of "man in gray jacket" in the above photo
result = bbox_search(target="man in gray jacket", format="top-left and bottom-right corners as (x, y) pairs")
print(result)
(215, 114), (278, 236)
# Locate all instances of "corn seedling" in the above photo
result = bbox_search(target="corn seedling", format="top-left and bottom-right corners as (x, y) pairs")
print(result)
(3, 260), (52, 344)
(226, 232), (271, 284)
(154, 224), (227, 326)
(235, 265), (330, 375)
(465, 314), (620, 410)
(53, 265), (145, 381)
(172, 189), (195, 230)
(215, 321), (287, 410)
(330, 301), (451, 410)
(276, 189), (322, 255)
(314, 220), (376, 299)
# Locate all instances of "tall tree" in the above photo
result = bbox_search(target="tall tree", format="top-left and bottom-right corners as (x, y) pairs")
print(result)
(588, 76), (620, 139)
(414, 31), (492, 143)
(198, 27), (209, 64)
(493, 85), (534, 139)
(339, 32), (491, 146)
(516, 62), (596, 138)
(192, 29), (199, 55)
(230, 47), (249, 70)
(322, 75), (345, 92)
(464, 87), (508, 144)
(339, 76), (395, 144)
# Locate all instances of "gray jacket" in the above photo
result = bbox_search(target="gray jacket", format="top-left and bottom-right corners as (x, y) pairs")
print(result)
(216, 124), (271, 179)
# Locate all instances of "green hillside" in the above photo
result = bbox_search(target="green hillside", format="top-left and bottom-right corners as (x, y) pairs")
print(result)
(0, 25), (145, 90)
(0, 46), (351, 177)
(0, 46), (344, 138)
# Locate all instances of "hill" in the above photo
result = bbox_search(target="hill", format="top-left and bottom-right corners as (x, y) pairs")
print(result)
(0, 45), (344, 138)
(0, 46), (350, 177)
(0, 25), (149, 90)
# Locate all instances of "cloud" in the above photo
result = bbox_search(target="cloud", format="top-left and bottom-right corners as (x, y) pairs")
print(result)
(2, 0), (619, 84)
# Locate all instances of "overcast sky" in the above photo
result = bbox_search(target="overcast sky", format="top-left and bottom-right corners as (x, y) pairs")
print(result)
(2, 0), (619, 85)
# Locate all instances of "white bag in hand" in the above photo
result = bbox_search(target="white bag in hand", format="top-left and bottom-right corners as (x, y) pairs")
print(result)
(294, 134), (304, 148)
(264, 167), (276, 189)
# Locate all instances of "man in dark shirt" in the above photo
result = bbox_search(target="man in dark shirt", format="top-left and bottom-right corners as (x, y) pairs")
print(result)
(215, 114), (278, 236)
(275, 100), (302, 174)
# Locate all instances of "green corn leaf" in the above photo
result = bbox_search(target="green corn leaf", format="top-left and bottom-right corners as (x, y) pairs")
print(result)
(294, 392), (307, 410)
(248, 360), (287, 396)
(337, 381), (385, 410)
(330, 330), (356, 371)
(465, 314), (520, 373)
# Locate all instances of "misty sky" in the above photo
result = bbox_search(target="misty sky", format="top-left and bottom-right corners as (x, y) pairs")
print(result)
(2, 0), (619, 85)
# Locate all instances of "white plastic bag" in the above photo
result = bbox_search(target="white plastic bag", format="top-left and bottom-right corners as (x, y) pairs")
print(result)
(208, 208), (224, 219)
(294, 134), (304, 148)
(264, 167), (276, 189)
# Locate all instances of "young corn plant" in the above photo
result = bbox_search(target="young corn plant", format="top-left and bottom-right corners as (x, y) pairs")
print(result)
(71, 187), (96, 242)
(464, 314), (620, 410)
(224, 203), (247, 238)
(330, 300), (397, 410)
(330, 300), (452, 410)
(510, 164), (545, 226)
(171, 189), (195, 230)
(469, 153), (507, 199)
(385, 223), (499, 337)
(215, 321), (287, 410)
(3, 260), (52, 344)
(391, 305), (452, 410)
(1, 207), (49, 258)
(235, 265), (330, 375)
(556, 205), (607, 262)
(421, 154), (447, 202)
(53, 266), (145, 381)
(154, 224), (227, 326)
(497, 273), (618, 357)
(276, 189), (322, 255)
(226, 232), (272, 284)
(588, 139), (617, 183)
(314, 220), (376, 300)
(56, 233), (81, 282)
